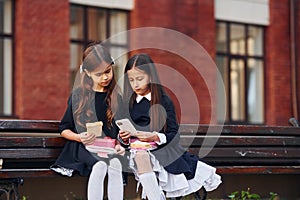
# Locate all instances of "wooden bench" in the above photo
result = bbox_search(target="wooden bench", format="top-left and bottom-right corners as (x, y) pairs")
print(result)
(1, 120), (300, 199)
(0, 120), (65, 199)
(180, 124), (300, 175)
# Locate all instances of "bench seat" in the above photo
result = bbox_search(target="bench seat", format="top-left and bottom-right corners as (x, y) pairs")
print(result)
(1, 120), (300, 199)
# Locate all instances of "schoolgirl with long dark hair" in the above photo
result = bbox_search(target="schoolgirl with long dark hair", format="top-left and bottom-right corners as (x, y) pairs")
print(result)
(51, 42), (124, 200)
(118, 53), (222, 200)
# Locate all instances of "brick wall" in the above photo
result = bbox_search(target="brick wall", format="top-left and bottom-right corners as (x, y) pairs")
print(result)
(130, 0), (216, 124)
(265, 0), (292, 125)
(296, 0), (300, 120)
(14, 0), (70, 120)
(11, 0), (300, 125)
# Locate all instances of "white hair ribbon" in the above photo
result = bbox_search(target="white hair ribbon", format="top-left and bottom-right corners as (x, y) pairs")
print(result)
(79, 64), (83, 74)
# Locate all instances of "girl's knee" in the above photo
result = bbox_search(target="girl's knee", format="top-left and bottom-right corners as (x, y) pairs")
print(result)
(109, 158), (122, 171)
(89, 161), (107, 181)
(92, 161), (107, 172)
(134, 151), (150, 162)
(134, 151), (152, 174)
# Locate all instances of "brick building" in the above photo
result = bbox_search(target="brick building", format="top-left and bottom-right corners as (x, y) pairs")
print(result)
(1, 0), (300, 199)
(1, 0), (299, 126)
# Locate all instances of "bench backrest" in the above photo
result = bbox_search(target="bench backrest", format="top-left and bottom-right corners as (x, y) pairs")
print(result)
(179, 124), (300, 166)
(1, 120), (300, 174)
(0, 120), (64, 169)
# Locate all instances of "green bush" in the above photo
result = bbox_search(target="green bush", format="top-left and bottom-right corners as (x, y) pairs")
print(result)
(228, 188), (278, 200)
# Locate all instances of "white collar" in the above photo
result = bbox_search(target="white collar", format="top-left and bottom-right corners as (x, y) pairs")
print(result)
(136, 93), (151, 103)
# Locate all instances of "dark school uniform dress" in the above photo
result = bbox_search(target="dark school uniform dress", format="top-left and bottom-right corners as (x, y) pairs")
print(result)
(129, 93), (199, 180)
(51, 91), (119, 177)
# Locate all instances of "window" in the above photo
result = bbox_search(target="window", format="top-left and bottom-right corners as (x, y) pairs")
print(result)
(0, 0), (13, 116)
(216, 21), (264, 124)
(70, 4), (129, 87)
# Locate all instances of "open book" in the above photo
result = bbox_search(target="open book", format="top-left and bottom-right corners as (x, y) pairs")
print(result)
(85, 137), (116, 158)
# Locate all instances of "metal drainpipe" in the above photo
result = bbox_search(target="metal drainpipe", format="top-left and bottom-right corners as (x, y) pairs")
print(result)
(290, 0), (298, 119)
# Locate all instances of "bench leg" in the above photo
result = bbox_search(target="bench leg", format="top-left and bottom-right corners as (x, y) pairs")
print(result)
(0, 178), (23, 200)
(194, 188), (207, 200)
(169, 188), (207, 200)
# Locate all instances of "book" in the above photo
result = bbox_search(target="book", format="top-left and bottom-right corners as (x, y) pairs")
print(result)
(85, 137), (116, 158)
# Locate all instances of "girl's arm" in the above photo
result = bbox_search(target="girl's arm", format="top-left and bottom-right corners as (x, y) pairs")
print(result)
(61, 129), (96, 145)
(115, 140), (126, 155)
(118, 130), (131, 144)
(61, 129), (81, 142)
(162, 95), (180, 144)
(135, 131), (161, 143)
(59, 94), (95, 145)
(117, 130), (131, 149)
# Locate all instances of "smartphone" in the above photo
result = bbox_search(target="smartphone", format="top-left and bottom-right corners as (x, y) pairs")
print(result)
(116, 118), (137, 136)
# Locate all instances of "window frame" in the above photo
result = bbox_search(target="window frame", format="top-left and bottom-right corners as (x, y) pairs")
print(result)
(0, 0), (14, 117)
(69, 3), (129, 86)
(216, 20), (265, 124)
(70, 3), (129, 55)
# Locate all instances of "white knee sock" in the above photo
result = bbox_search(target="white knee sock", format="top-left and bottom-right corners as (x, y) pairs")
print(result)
(87, 161), (107, 200)
(107, 158), (124, 200)
(139, 172), (166, 200)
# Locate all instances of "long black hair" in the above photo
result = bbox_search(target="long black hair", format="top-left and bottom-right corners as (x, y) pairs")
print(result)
(123, 53), (167, 132)
(73, 42), (117, 129)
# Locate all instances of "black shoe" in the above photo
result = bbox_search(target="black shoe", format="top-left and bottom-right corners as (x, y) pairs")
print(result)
(169, 197), (182, 200)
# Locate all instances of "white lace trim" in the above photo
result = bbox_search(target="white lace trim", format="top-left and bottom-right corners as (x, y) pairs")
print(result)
(50, 165), (74, 177)
(128, 150), (222, 198)
(163, 161), (222, 198)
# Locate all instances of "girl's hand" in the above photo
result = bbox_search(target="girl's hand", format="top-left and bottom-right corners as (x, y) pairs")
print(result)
(118, 130), (131, 144)
(79, 132), (96, 145)
(136, 131), (160, 142)
(115, 144), (125, 155)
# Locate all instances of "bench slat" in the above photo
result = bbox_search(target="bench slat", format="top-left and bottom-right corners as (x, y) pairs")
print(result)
(0, 120), (59, 132)
(188, 147), (300, 158)
(0, 148), (62, 159)
(0, 169), (60, 178)
(216, 166), (300, 174)
(0, 137), (66, 148)
(181, 136), (300, 147)
(179, 124), (300, 136)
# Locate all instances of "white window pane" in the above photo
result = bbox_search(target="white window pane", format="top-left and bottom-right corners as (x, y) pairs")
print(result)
(110, 47), (128, 81)
(70, 44), (84, 86)
(247, 59), (264, 123)
(70, 6), (84, 39)
(88, 8), (107, 41)
(216, 22), (227, 52)
(216, 56), (229, 122)
(3, 38), (12, 115)
(248, 26), (263, 56)
(70, 44), (83, 71)
(230, 24), (245, 55)
(0, 38), (12, 115)
(110, 11), (127, 45)
(0, 0), (12, 34)
(230, 59), (245, 121)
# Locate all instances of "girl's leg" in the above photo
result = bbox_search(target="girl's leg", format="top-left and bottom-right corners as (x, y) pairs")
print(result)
(135, 151), (165, 200)
(107, 158), (124, 200)
(87, 161), (107, 200)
